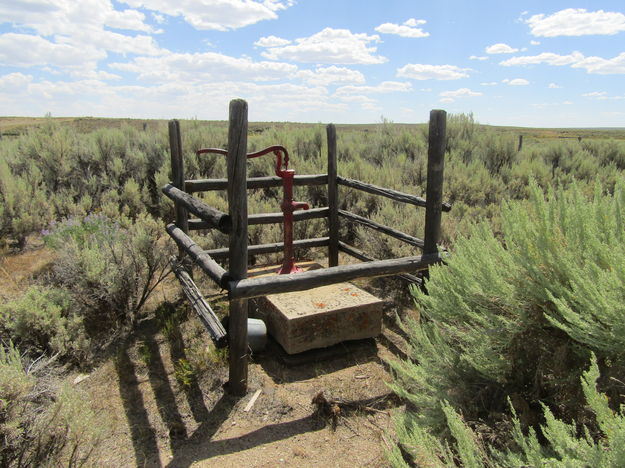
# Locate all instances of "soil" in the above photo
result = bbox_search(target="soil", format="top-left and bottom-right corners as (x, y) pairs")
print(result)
(1, 245), (415, 468)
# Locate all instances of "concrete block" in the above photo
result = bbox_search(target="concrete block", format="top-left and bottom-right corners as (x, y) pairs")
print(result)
(251, 263), (384, 354)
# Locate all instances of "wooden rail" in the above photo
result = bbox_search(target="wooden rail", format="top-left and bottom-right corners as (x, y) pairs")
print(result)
(227, 252), (442, 300)
(338, 241), (422, 285)
(337, 176), (452, 212)
(338, 210), (425, 249)
(171, 260), (227, 347)
(162, 184), (230, 233)
(204, 237), (329, 260)
(165, 224), (228, 287)
(186, 174), (327, 192)
(187, 207), (328, 230)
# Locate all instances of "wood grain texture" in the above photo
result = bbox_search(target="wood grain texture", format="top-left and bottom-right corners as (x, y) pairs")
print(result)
(424, 109), (447, 256)
(168, 120), (189, 258)
(327, 124), (339, 267)
(165, 224), (228, 287)
(226, 99), (249, 396)
(162, 184), (230, 232)
(171, 259), (227, 347)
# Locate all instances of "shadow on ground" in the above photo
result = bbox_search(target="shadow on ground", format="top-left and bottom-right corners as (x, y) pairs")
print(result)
(114, 308), (404, 467)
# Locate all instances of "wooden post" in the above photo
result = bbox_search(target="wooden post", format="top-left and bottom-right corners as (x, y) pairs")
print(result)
(327, 124), (339, 267)
(518, 134), (523, 151)
(226, 99), (249, 396)
(168, 120), (189, 258)
(423, 110), (446, 263)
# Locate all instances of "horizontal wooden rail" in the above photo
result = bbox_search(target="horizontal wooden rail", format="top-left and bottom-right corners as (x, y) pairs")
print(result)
(162, 184), (230, 233)
(227, 252), (441, 300)
(186, 174), (328, 192)
(165, 224), (229, 288)
(171, 259), (227, 347)
(337, 176), (451, 212)
(205, 237), (329, 260)
(338, 241), (422, 286)
(338, 210), (424, 249)
(187, 207), (329, 230)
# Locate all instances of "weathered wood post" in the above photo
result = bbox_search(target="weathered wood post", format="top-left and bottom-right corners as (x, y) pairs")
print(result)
(169, 120), (189, 258)
(327, 124), (339, 267)
(518, 134), (523, 151)
(226, 99), (249, 395)
(423, 110), (447, 279)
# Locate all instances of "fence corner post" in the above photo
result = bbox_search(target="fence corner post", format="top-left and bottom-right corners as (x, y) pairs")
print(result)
(423, 110), (446, 268)
(327, 124), (339, 267)
(168, 119), (189, 258)
(226, 99), (249, 396)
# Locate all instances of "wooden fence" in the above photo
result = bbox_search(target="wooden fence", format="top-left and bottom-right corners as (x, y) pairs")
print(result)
(163, 99), (449, 395)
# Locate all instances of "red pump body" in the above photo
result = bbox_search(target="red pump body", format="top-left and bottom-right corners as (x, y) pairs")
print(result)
(196, 145), (309, 274)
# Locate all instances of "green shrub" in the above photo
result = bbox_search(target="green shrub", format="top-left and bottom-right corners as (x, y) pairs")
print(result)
(389, 355), (625, 467)
(389, 180), (625, 465)
(0, 343), (107, 467)
(0, 286), (87, 358)
(45, 213), (173, 334)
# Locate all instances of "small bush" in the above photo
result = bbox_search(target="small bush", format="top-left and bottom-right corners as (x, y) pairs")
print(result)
(45, 213), (173, 336)
(389, 180), (625, 465)
(0, 343), (107, 467)
(389, 355), (625, 467)
(0, 286), (87, 359)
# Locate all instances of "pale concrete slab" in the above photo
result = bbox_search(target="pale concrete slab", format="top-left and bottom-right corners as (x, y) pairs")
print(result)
(251, 263), (384, 354)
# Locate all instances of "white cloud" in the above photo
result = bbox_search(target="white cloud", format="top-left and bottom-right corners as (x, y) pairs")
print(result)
(548, 83), (561, 88)
(336, 95), (375, 104)
(255, 35), (291, 47)
(152, 12), (166, 24)
(0, 77), (348, 121)
(500, 51), (625, 75)
(503, 78), (529, 86)
(440, 88), (482, 98)
(526, 9), (625, 37)
(297, 66), (365, 86)
(0, 33), (105, 69)
(119, 0), (292, 31)
(470, 55), (488, 61)
(485, 43), (519, 54)
(110, 51), (298, 82)
(440, 97), (454, 103)
(530, 40), (541, 45)
(374, 18), (429, 38)
(481, 82), (498, 86)
(572, 52), (625, 75)
(0, 72), (33, 92)
(0, 0), (156, 36)
(0, 0), (162, 76)
(396, 64), (470, 80)
(500, 52), (584, 67)
(260, 28), (386, 64)
(334, 81), (412, 96)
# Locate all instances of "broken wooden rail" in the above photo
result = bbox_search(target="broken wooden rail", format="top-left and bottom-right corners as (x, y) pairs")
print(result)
(171, 259), (227, 347)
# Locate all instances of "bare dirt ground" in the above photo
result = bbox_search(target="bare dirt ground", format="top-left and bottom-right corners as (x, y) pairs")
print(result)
(1, 245), (413, 468)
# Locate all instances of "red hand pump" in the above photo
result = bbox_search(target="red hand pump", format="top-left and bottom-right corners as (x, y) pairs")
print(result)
(196, 145), (309, 275)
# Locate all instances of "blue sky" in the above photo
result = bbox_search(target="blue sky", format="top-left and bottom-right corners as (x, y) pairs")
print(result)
(1, 1), (624, 127)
